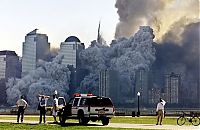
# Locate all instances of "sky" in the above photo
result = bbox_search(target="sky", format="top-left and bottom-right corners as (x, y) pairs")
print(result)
(0, 0), (118, 56)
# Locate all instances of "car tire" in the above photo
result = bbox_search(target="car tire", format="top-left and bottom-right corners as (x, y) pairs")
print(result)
(78, 111), (89, 125)
(101, 117), (109, 125)
(59, 115), (67, 125)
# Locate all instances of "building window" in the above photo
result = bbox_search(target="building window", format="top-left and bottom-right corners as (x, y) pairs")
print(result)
(34, 37), (37, 42)
(73, 44), (76, 50)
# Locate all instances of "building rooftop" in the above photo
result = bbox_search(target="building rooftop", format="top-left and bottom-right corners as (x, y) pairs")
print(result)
(0, 50), (17, 56)
(27, 29), (38, 35)
(65, 36), (81, 43)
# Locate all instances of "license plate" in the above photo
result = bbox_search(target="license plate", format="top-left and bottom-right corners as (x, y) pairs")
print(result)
(98, 110), (105, 115)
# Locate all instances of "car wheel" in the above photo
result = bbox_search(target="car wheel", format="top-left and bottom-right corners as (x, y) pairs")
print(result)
(101, 117), (109, 125)
(78, 112), (89, 125)
(59, 115), (66, 125)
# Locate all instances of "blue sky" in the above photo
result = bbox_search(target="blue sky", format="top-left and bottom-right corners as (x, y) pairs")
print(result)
(0, 0), (118, 56)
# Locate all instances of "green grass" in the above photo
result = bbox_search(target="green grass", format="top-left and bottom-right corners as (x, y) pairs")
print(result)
(0, 116), (178, 125)
(0, 122), (150, 130)
(0, 116), (54, 121)
(0, 116), (176, 130)
(111, 116), (177, 125)
(0, 116), (195, 130)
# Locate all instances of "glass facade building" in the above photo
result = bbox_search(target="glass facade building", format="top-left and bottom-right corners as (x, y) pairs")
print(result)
(0, 50), (21, 105)
(59, 36), (84, 68)
(165, 72), (180, 104)
(99, 70), (120, 105)
(22, 29), (50, 76)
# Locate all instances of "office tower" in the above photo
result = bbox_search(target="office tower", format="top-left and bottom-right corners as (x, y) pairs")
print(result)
(22, 29), (50, 76)
(99, 70), (120, 105)
(0, 50), (21, 104)
(165, 72), (180, 104)
(135, 69), (149, 106)
(59, 36), (85, 68)
(59, 36), (85, 95)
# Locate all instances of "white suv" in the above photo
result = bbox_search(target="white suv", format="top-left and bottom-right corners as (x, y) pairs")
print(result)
(59, 93), (115, 125)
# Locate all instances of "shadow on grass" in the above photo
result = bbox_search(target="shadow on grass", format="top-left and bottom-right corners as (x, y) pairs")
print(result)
(12, 122), (103, 127)
(13, 122), (39, 126)
(60, 122), (102, 127)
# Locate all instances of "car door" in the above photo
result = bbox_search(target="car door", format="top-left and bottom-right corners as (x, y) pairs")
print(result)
(71, 98), (80, 116)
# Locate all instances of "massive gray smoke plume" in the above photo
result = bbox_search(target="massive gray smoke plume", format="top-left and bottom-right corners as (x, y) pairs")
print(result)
(79, 26), (156, 95)
(6, 55), (70, 107)
(115, 0), (199, 41)
(154, 22), (200, 104)
(115, 0), (200, 105)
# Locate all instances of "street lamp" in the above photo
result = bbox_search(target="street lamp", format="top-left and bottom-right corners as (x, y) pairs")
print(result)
(137, 92), (140, 117)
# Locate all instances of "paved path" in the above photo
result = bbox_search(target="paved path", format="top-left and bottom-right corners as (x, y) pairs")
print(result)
(104, 123), (200, 130)
(0, 119), (199, 130)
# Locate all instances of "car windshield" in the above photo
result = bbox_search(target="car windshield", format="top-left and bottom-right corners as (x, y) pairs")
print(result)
(88, 97), (113, 107)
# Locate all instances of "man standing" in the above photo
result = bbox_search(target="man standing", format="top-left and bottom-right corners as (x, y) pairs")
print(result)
(16, 95), (28, 123)
(156, 98), (166, 125)
(52, 94), (58, 123)
(39, 95), (49, 124)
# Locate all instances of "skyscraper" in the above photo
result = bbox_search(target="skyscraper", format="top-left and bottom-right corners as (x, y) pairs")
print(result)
(0, 50), (21, 104)
(165, 72), (180, 104)
(135, 69), (149, 106)
(59, 36), (85, 95)
(99, 70), (120, 105)
(0, 50), (21, 80)
(59, 36), (84, 68)
(22, 29), (50, 76)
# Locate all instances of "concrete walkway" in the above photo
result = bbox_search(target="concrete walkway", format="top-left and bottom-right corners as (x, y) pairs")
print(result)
(0, 119), (199, 130)
(105, 123), (200, 130)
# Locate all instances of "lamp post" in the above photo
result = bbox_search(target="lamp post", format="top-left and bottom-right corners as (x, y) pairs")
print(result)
(137, 92), (140, 117)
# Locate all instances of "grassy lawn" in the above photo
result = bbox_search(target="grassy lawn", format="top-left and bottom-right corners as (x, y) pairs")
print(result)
(111, 116), (177, 125)
(0, 116), (178, 125)
(0, 116), (195, 130)
(0, 122), (151, 130)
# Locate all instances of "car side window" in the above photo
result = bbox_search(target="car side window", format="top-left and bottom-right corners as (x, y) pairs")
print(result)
(68, 98), (74, 105)
(73, 98), (79, 106)
(79, 98), (87, 106)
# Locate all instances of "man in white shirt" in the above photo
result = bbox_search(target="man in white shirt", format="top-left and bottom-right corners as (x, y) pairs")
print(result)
(156, 98), (166, 125)
(52, 94), (58, 123)
(16, 95), (28, 123)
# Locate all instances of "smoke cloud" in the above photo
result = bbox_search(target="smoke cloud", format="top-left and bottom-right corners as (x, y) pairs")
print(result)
(6, 55), (71, 107)
(79, 26), (156, 96)
(115, 0), (200, 105)
(115, 0), (199, 41)
(154, 22), (200, 83)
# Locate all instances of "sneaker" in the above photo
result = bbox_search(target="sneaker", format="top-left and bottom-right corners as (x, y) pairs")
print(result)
(156, 123), (158, 125)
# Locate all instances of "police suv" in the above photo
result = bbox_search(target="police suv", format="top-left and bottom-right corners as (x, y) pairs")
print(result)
(58, 93), (115, 125)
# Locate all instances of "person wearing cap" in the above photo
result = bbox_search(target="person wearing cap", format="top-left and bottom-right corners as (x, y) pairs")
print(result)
(16, 95), (28, 123)
(38, 95), (49, 124)
(156, 98), (166, 125)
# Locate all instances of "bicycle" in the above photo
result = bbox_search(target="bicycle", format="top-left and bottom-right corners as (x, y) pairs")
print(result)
(177, 111), (200, 126)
